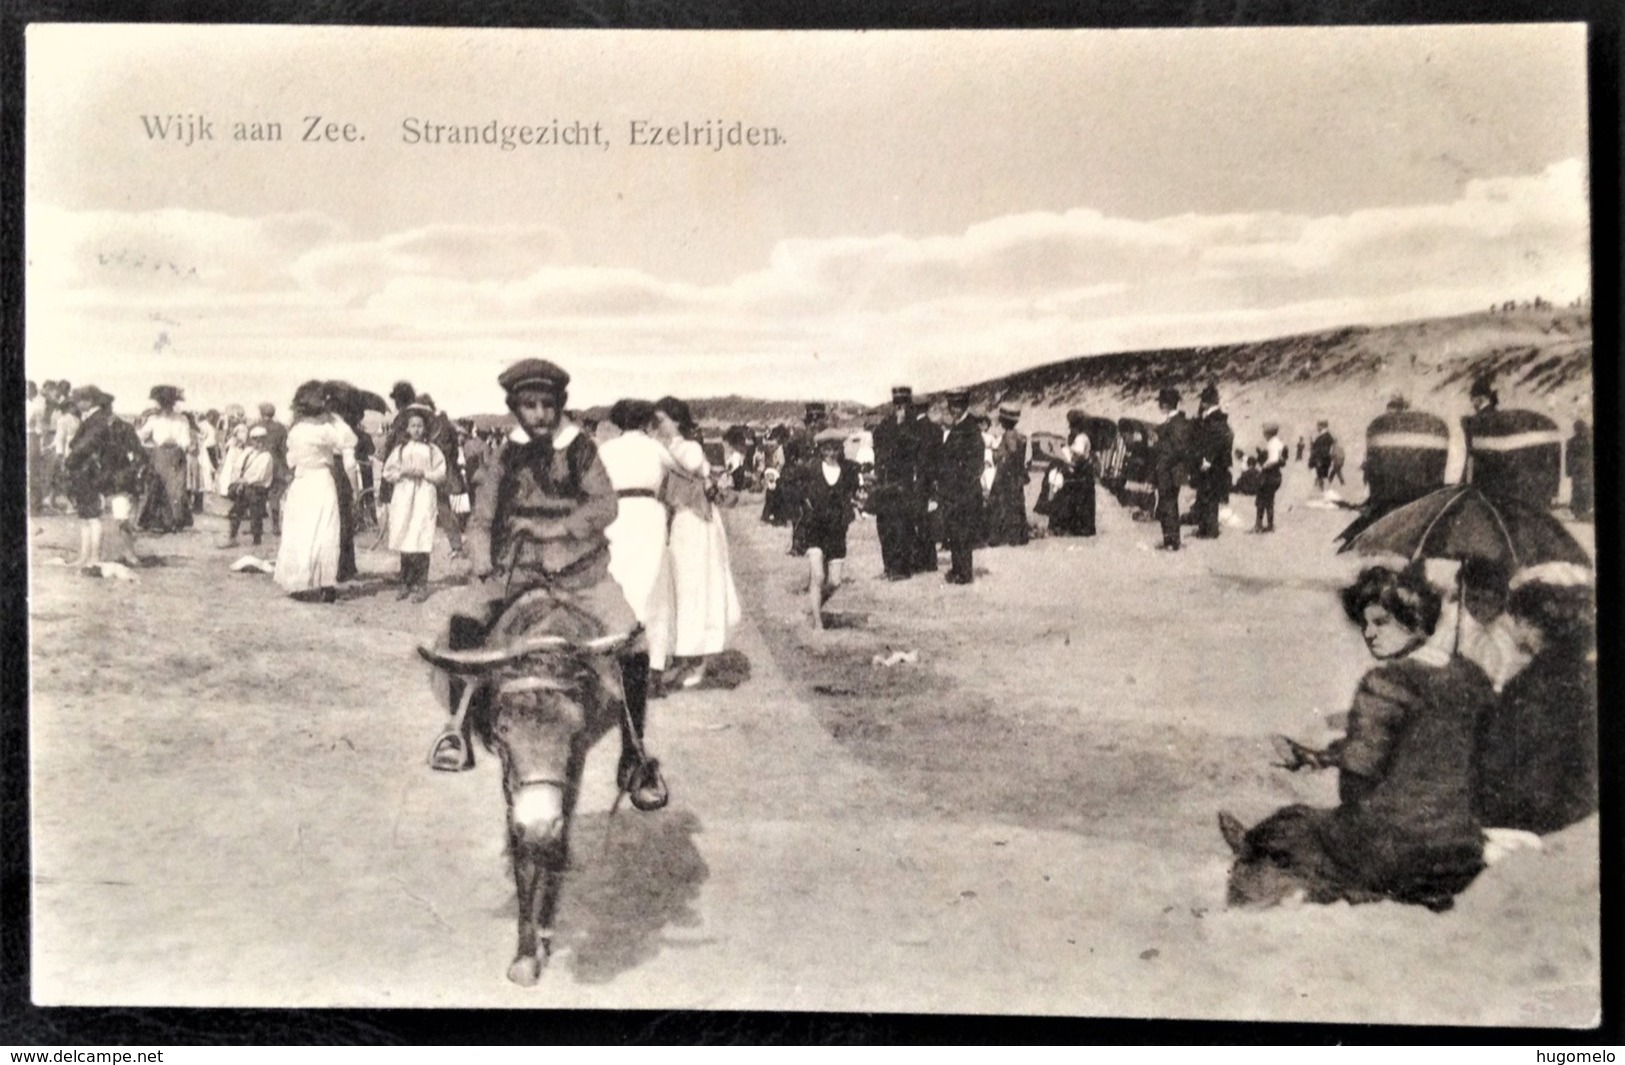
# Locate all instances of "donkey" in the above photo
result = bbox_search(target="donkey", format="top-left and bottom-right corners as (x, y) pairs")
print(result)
(420, 589), (642, 986)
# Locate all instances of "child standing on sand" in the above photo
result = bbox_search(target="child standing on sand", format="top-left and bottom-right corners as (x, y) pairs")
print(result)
(382, 408), (446, 602)
(224, 426), (274, 547)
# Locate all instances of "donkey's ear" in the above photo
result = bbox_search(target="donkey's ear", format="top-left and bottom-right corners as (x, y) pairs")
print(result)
(1218, 811), (1249, 857)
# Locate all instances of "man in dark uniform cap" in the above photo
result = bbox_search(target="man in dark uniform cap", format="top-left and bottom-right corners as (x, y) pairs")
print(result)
(871, 385), (932, 579)
(1190, 383), (1233, 540)
(1339, 394), (1450, 542)
(1461, 374), (1563, 506)
(935, 389), (985, 583)
(1151, 387), (1192, 550)
(427, 357), (665, 809)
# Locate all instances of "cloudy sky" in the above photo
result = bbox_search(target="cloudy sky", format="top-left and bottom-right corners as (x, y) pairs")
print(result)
(26, 24), (1590, 414)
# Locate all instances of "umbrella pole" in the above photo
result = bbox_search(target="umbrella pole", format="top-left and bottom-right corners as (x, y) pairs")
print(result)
(1453, 564), (1464, 656)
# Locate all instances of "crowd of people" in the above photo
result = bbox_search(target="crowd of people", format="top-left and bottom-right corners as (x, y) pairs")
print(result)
(25, 375), (742, 680)
(28, 362), (1598, 883)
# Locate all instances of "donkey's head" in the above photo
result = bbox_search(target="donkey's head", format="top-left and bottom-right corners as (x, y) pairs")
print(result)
(420, 594), (636, 851)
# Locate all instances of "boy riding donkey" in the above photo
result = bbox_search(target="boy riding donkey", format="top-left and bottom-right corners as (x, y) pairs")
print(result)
(425, 358), (667, 811)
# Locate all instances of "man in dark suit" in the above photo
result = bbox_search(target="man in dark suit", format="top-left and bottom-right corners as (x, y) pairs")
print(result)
(871, 385), (928, 579)
(910, 399), (940, 573)
(936, 389), (985, 583)
(1191, 383), (1234, 540)
(1152, 386), (1192, 551)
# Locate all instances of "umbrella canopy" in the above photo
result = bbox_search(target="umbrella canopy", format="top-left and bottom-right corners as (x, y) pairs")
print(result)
(1339, 484), (1591, 570)
(322, 381), (390, 424)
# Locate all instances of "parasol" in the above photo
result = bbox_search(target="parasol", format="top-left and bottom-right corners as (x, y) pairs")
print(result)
(1338, 484), (1591, 570)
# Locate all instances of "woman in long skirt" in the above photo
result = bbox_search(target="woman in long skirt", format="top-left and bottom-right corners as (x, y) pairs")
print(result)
(653, 396), (740, 689)
(1042, 413), (1096, 537)
(274, 381), (358, 603)
(138, 385), (195, 532)
(599, 399), (678, 673)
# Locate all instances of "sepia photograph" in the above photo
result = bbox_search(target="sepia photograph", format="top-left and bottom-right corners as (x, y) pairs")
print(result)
(22, 23), (1602, 1023)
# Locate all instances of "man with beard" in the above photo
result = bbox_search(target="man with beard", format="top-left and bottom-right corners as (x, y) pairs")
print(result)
(1190, 384), (1234, 540)
(936, 389), (985, 584)
(870, 385), (932, 579)
(1152, 387), (1193, 551)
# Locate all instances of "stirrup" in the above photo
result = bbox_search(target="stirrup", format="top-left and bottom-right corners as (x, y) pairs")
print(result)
(428, 729), (474, 772)
(616, 752), (668, 812)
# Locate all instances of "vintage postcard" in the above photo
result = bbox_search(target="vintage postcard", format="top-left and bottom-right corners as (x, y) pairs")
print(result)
(24, 24), (1600, 1022)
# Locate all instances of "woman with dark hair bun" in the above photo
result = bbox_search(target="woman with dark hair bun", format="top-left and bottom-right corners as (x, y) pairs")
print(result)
(138, 384), (195, 532)
(652, 396), (739, 688)
(1474, 568), (1598, 834)
(273, 380), (357, 603)
(1241, 564), (1496, 910)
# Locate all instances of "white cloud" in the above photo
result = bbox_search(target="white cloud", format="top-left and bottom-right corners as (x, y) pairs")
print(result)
(26, 159), (1590, 411)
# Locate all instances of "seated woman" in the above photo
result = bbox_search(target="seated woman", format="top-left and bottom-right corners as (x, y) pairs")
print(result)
(1473, 567), (1598, 835)
(1243, 564), (1496, 910)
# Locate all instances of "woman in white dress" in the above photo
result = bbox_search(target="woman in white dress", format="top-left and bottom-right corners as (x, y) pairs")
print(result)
(598, 399), (678, 673)
(274, 380), (358, 603)
(652, 396), (741, 689)
(382, 407), (447, 602)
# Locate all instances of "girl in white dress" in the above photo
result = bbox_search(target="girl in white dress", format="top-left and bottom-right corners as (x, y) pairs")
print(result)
(274, 381), (358, 602)
(652, 396), (741, 689)
(382, 408), (447, 602)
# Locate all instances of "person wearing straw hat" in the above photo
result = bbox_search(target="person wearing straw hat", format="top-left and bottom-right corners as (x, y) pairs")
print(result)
(984, 402), (1030, 547)
(935, 389), (984, 583)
